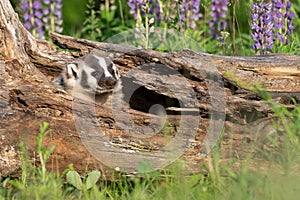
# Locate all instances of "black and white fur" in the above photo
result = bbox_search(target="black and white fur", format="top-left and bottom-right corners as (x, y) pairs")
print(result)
(56, 54), (122, 105)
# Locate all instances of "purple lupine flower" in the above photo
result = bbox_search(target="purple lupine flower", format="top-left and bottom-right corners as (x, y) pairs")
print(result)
(20, 0), (63, 39)
(44, 0), (51, 4)
(209, 0), (229, 39)
(149, 0), (163, 22)
(43, 8), (50, 15)
(273, 0), (285, 43)
(251, 0), (295, 54)
(251, 1), (274, 54)
(21, 0), (43, 39)
(283, 1), (295, 43)
(179, 0), (201, 29)
(46, 0), (63, 33)
(128, 0), (162, 23)
(24, 22), (31, 29)
(128, 0), (146, 19)
(33, 1), (42, 9)
(35, 10), (43, 18)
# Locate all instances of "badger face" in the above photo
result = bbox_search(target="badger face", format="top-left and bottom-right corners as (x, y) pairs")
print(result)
(63, 54), (120, 95)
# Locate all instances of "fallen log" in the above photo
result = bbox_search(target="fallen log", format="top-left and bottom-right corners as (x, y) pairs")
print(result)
(0, 0), (299, 178)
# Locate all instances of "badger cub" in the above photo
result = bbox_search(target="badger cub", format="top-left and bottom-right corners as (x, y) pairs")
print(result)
(56, 54), (121, 105)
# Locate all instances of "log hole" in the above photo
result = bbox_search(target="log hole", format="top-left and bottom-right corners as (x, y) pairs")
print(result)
(127, 86), (181, 115)
(121, 79), (181, 115)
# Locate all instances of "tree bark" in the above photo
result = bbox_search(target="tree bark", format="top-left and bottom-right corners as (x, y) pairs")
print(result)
(0, 0), (299, 178)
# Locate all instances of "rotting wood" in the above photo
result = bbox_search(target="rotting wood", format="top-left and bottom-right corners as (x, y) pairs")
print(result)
(0, 0), (299, 178)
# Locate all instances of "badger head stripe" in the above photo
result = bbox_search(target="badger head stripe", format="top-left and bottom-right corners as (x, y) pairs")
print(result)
(84, 54), (119, 79)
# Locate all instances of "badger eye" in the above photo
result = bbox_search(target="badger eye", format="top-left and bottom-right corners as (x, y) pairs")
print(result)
(91, 71), (102, 79)
(106, 63), (114, 73)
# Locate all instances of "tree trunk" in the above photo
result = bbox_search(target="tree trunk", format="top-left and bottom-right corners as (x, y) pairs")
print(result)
(0, 0), (299, 178)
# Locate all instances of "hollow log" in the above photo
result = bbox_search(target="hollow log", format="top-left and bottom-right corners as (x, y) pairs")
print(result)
(0, 0), (299, 178)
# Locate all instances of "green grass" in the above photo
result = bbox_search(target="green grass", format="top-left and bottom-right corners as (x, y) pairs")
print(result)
(1, 99), (300, 200)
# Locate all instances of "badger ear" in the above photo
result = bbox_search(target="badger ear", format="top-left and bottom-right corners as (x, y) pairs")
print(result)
(66, 63), (79, 79)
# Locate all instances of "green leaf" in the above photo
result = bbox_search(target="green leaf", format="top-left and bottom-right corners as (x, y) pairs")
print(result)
(7, 179), (25, 190)
(86, 170), (101, 190)
(107, 10), (116, 23)
(187, 173), (203, 186)
(101, 8), (107, 20)
(66, 170), (83, 190)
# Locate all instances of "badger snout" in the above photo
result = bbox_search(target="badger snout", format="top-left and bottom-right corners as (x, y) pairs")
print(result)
(98, 76), (118, 89)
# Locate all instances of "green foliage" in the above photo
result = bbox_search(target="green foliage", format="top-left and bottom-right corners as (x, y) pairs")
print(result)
(80, 0), (131, 41)
(86, 171), (101, 190)
(0, 122), (64, 199)
(66, 170), (101, 191)
(81, 0), (102, 41)
(254, 89), (300, 174)
(12, 0), (300, 55)
(36, 122), (56, 182)
(62, 0), (87, 36)
(66, 170), (83, 190)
